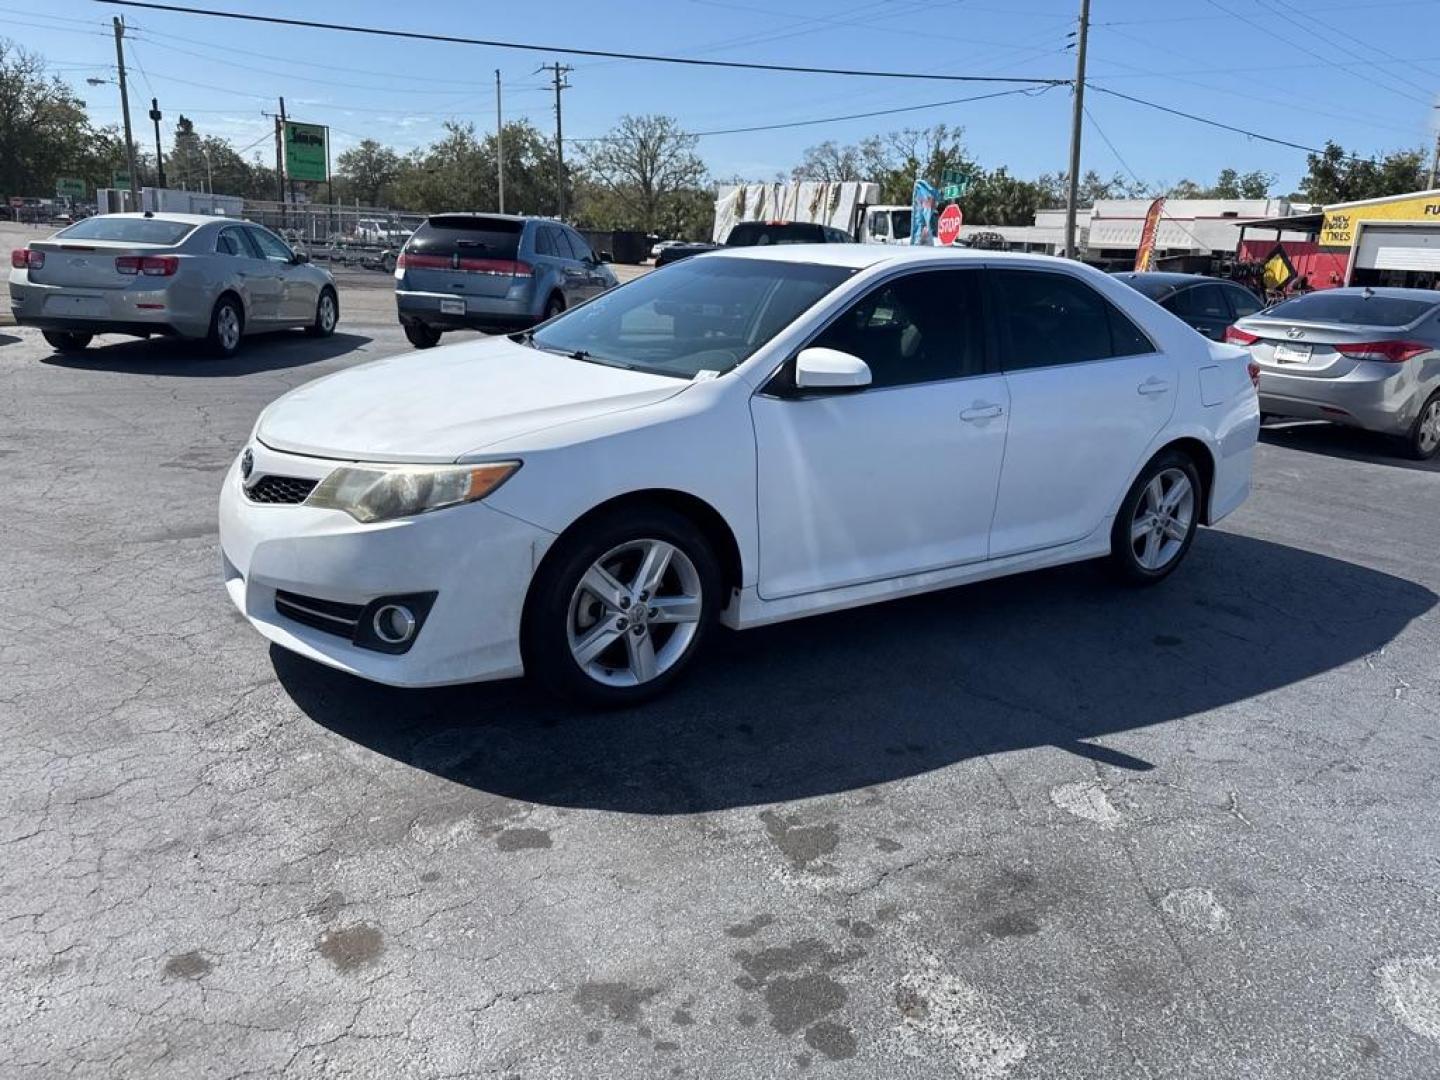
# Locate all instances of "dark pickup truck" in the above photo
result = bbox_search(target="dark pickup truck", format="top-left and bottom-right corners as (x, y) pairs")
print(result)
(654, 220), (854, 267)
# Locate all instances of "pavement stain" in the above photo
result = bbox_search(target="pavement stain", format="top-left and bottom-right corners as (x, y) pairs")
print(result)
(162, 950), (212, 980)
(732, 937), (864, 1051)
(574, 981), (659, 1025)
(496, 826), (552, 852)
(984, 912), (1041, 939)
(804, 1019), (858, 1060)
(725, 914), (775, 939)
(758, 810), (839, 872)
(316, 923), (385, 972)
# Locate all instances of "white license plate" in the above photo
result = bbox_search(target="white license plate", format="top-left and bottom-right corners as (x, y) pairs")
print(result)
(1273, 342), (1311, 365)
(440, 298), (466, 315)
(43, 295), (106, 318)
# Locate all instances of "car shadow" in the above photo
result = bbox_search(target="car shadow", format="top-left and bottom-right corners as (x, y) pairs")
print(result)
(1260, 418), (1439, 472)
(38, 330), (372, 376)
(273, 530), (1435, 814)
(0, 332), (21, 347)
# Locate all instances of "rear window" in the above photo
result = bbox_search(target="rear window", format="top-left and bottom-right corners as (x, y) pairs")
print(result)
(726, 222), (826, 246)
(1264, 292), (1436, 328)
(56, 216), (195, 245)
(406, 216), (522, 260)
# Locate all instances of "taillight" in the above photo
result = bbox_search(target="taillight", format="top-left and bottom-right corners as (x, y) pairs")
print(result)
(1224, 326), (1259, 346)
(395, 251), (449, 271)
(116, 255), (178, 276)
(1334, 340), (1429, 363)
(10, 248), (43, 269)
(1247, 361), (1260, 389)
(456, 257), (532, 278)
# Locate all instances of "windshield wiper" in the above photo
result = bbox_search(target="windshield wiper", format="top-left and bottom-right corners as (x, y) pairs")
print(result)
(568, 349), (636, 370)
(509, 329), (537, 347)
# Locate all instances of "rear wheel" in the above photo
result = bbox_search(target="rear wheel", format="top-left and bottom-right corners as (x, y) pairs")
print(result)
(207, 296), (244, 357)
(1404, 392), (1440, 461)
(1108, 450), (1202, 585)
(41, 330), (92, 353)
(306, 287), (338, 338)
(404, 322), (441, 349)
(542, 293), (565, 321)
(522, 506), (719, 707)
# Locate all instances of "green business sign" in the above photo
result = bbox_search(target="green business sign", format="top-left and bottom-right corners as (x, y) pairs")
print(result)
(111, 170), (132, 189)
(56, 176), (86, 199)
(284, 121), (328, 183)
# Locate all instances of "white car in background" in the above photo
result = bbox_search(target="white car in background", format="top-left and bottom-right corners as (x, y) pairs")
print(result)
(219, 247), (1258, 705)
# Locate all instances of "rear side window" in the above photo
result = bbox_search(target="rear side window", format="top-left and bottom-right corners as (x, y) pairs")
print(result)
(565, 229), (595, 262)
(57, 216), (194, 245)
(406, 215), (523, 260)
(535, 226), (561, 258)
(215, 227), (250, 257)
(992, 269), (1153, 370)
(1264, 291), (1435, 327)
(1167, 284), (1230, 321)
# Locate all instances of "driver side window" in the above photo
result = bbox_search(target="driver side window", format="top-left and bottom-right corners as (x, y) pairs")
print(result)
(807, 269), (985, 389)
(246, 227), (293, 263)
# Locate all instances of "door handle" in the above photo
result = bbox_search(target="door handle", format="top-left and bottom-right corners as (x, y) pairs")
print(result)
(1137, 378), (1170, 395)
(960, 403), (1004, 421)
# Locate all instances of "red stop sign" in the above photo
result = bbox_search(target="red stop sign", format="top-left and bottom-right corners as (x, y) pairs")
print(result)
(936, 203), (963, 246)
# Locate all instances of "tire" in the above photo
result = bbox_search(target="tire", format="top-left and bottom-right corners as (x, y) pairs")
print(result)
(41, 330), (92, 353)
(1108, 449), (1202, 586)
(1403, 392), (1440, 461)
(522, 505), (721, 707)
(381, 252), (397, 274)
(542, 293), (565, 321)
(207, 295), (244, 357)
(306, 287), (338, 338)
(404, 322), (441, 349)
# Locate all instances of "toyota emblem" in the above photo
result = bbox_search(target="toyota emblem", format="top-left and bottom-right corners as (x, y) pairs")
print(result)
(240, 448), (254, 480)
(1286, 327), (1304, 339)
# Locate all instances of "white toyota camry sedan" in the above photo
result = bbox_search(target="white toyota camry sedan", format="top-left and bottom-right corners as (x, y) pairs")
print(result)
(219, 246), (1259, 705)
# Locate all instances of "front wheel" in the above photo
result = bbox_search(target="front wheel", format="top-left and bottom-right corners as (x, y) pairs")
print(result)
(522, 507), (720, 706)
(1108, 450), (1201, 585)
(41, 330), (92, 353)
(1403, 392), (1440, 461)
(403, 322), (441, 349)
(306, 287), (338, 338)
(542, 293), (565, 322)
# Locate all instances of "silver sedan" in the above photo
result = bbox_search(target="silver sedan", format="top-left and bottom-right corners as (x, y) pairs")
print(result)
(8, 212), (338, 356)
(1230, 287), (1440, 459)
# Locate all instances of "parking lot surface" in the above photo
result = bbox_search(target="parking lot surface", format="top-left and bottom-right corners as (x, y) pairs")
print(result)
(2, 280), (1439, 1079)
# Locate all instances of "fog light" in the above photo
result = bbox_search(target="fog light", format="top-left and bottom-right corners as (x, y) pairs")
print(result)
(372, 603), (417, 645)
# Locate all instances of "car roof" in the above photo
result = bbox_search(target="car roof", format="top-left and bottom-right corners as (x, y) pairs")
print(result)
(425, 212), (545, 223)
(1112, 271), (1216, 287)
(699, 244), (1074, 271)
(82, 212), (232, 227)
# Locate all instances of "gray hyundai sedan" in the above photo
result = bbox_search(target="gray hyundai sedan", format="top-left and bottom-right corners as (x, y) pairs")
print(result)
(1229, 287), (1440, 459)
(8, 212), (338, 356)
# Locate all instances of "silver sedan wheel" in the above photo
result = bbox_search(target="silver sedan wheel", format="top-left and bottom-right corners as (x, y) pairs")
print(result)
(319, 292), (337, 332)
(1130, 467), (1195, 571)
(217, 304), (241, 351)
(566, 538), (703, 688)
(1419, 398), (1440, 455)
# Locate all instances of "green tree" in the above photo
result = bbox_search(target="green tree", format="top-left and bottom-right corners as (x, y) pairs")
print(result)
(336, 138), (402, 205)
(1297, 140), (1427, 204)
(578, 114), (708, 233)
(963, 167), (1048, 226)
(0, 38), (95, 196)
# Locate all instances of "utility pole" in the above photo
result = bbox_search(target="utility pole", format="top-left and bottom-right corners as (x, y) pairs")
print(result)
(279, 96), (294, 209)
(496, 69), (505, 213)
(111, 17), (139, 204)
(272, 111), (285, 204)
(1063, 0), (1091, 260)
(538, 62), (572, 219)
(148, 98), (166, 188)
(1428, 108), (1439, 190)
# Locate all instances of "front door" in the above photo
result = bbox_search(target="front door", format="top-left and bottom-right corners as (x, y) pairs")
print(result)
(246, 226), (313, 322)
(751, 268), (1008, 599)
(986, 268), (1178, 558)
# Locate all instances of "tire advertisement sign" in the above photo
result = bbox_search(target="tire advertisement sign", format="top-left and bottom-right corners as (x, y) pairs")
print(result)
(1320, 192), (1440, 248)
(284, 122), (329, 183)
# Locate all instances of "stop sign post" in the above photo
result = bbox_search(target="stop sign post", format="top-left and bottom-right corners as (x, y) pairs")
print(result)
(937, 203), (963, 246)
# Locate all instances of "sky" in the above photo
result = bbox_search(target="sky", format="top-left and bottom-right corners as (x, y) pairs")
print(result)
(13, 0), (1440, 198)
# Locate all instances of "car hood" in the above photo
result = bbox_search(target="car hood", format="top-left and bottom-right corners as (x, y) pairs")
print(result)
(257, 336), (689, 462)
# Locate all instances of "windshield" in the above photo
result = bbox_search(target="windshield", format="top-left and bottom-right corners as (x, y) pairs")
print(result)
(56, 216), (195, 245)
(529, 256), (853, 379)
(890, 210), (912, 238)
(1264, 291), (1436, 327)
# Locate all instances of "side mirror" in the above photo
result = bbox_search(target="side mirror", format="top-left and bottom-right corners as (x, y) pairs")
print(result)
(599, 250), (613, 263)
(292, 251), (310, 264)
(794, 347), (871, 392)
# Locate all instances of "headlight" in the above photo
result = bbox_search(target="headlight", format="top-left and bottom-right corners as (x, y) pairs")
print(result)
(305, 461), (520, 523)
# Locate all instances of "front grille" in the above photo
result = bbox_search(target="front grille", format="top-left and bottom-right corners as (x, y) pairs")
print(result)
(274, 590), (363, 638)
(245, 475), (318, 504)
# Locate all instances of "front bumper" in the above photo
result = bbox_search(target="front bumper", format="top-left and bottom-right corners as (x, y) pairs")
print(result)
(396, 289), (537, 333)
(9, 272), (212, 338)
(218, 442), (556, 687)
(1257, 362), (1418, 436)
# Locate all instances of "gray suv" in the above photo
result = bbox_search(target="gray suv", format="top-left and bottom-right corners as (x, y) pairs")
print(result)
(395, 214), (618, 348)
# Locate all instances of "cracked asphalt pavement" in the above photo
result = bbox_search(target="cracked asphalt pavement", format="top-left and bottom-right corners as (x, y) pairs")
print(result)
(3, 272), (1439, 1078)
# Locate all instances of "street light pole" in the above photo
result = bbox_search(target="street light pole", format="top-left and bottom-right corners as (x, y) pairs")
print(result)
(149, 98), (166, 188)
(111, 17), (139, 204)
(496, 69), (505, 214)
(1063, 0), (1091, 260)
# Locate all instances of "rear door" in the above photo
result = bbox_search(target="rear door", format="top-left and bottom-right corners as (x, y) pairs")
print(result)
(215, 225), (272, 320)
(559, 228), (607, 300)
(987, 267), (1176, 558)
(398, 216), (528, 305)
(534, 225), (585, 308)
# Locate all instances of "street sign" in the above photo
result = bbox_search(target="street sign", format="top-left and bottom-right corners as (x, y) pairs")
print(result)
(56, 177), (86, 199)
(111, 170), (132, 190)
(284, 122), (328, 183)
(941, 184), (962, 200)
(940, 168), (971, 199)
(937, 203), (963, 246)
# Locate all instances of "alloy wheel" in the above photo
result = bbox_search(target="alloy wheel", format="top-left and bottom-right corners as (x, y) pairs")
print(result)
(218, 305), (241, 351)
(1419, 399), (1440, 455)
(320, 293), (336, 332)
(566, 538), (703, 687)
(1130, 467), (1195, 571)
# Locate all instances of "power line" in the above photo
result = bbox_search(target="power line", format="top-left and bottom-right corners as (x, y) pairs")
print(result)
(1087, 85), (1326, 155)
(94, 0), (1068, 85)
